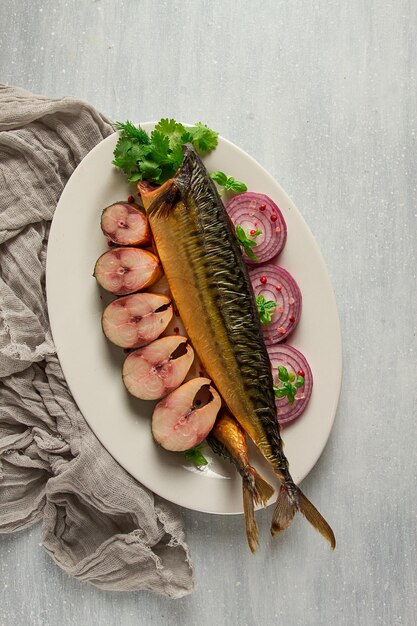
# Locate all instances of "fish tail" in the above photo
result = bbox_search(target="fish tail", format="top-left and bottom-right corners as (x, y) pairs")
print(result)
(270, 484), (335, 549)
(270, 484), (298, 535)
(296, 487), (336, 549)
(242, 476), (259, 554)
(242, 469), (274, 553)
(251, 468), (275, 507)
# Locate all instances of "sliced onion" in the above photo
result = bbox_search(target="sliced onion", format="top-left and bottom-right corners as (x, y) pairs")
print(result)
(225, 192), (287, 264)
(249, 264), (301, 344)
(267, 344), (313, 427)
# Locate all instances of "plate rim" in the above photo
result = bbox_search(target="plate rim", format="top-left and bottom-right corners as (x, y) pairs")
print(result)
(46, 124), (342, 515)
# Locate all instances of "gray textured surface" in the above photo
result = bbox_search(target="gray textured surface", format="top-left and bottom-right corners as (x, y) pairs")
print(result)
(0, 0), (416, 625)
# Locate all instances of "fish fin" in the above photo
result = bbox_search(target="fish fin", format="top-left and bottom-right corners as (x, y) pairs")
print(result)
(176, 146), (192, 179)
(251, 469), (275, 507)
(242, 477), (259, 554)
(270, 484), (336, 549)
(297, 487), (336, 549)
(270, 484), (297, 536)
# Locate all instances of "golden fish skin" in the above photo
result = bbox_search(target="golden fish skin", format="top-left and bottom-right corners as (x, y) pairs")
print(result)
(140, 150), (284, 474)
(139, 146), (335, 548)
(210, 409), (251, 472)
(208, 409), (274, 504)
(207, 409), (274, 553)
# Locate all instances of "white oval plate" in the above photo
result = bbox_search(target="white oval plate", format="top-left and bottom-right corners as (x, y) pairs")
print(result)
(46, 123), (342, 515)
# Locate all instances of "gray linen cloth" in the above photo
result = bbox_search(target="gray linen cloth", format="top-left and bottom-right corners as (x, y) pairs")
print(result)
(0, 85), (194, 598)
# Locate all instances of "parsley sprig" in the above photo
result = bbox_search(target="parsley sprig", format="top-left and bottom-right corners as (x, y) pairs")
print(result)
(235, 224), (261, 260)
(184, 444), (208, 467)
(113, 119), (218, 185)
(256, 295), (277, 325)
(273, 366), (304, 405)
(210, 171), (247, 193)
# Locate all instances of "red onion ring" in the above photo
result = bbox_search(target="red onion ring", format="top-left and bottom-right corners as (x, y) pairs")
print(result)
(225, 192), (287, 263)
(249, 264), (302, 344)
(267, 344), (313, 427)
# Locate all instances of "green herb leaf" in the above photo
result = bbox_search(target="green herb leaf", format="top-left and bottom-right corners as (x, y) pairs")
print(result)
(112, 124), (150, 180)
(283, 382), (296, 404)
(113, 118), (219, 185)
(278, 365), (289, 382)
(167, 141), (184, 163)
(184, 446), (208, 467)
(235, 224), (245, 242)
(114, 121), (150, 144)
(128, 172), (143, 183)
(153, 118), (186, 149)
(235, 224), (262, 261)
(273, 367), (301, 405)
(256, 294), (277, 325)
(185, 122), (219, 152)
(210, 171), (247, 193)
(244, 247), (256, 260)
(148, 130), (170, 162)
(224, 177), (247, 193)
(139, 159), (162, 181)
(273, 386), (288, 399)
(210, 171), (228, 186)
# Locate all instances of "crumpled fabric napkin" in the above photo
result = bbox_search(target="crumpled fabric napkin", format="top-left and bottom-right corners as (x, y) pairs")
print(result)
(0, 85), (194, 598)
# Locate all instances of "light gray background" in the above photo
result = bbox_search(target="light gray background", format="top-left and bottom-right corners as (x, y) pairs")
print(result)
(1, 1), (416, 625)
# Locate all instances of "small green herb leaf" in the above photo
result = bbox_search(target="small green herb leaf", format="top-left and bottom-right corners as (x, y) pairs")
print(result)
(245, 247), (257, 261)
(210, 170), (247, 193)
(256, 295), (277, 325)
(273, 386), (288, 399)
(224, 177), (247, 193)
(210, 171), (228, 186)
(128, 172), (143, 183)
(184, 122), (219, 152)
(184, 446), (208, 467)
(273, 367), (302, 405)
(283, 382), (296, 404)
(148, 130), (170, 162)
(235, 224), (246, 242)
(235, 224), (262, 261)
(153, 118), (186, 149)
(278, 366), (290, 382)
(295, 375), (305, 388)
(114, 121), (150, 145)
